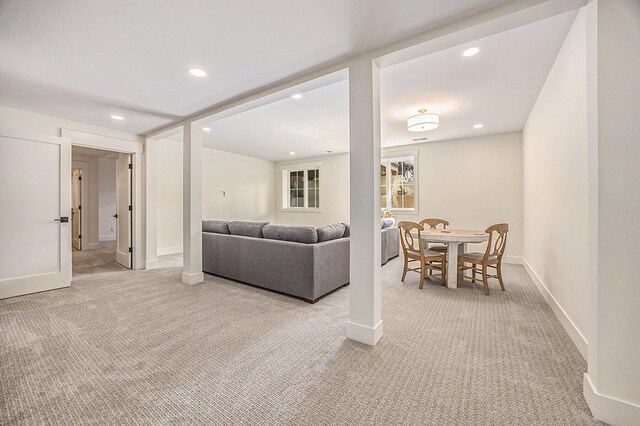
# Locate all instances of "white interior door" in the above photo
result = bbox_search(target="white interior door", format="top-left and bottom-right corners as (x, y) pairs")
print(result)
(71, 168), (82, 250)
(0, 129), (71, 299)
(116, 153), (132, 268)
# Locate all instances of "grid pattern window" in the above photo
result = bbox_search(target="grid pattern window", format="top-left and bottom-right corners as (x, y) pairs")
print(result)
(281, 163), (321, 210)
(381, 156), (416, 211)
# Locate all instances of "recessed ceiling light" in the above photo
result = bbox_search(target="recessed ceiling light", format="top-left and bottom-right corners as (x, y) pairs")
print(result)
(463, 47), (480, 57)
(291, 93), (303, 100)
(323, 150), (333, 154)
(473, 123), (483, 129)
(289, 152), (296, 155)
(188, 68), (207, 77)
(203, 127), (212, 132)
(110, 115), (125, 120)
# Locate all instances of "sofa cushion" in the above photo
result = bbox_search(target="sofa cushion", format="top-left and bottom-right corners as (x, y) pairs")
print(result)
(317, 223), (346, 242)
(262, 224), (318, 244)
(342, 223), (350, 237)
(202, 220), (230, 234)
(228, 221), (269, 238)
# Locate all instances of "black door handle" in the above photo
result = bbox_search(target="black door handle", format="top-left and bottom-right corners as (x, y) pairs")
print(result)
(113, 214), (118, 218)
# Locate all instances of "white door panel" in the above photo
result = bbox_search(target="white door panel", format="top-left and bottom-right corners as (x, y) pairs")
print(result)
(0, 129), (71, 299)
(116, 153), (132, 268)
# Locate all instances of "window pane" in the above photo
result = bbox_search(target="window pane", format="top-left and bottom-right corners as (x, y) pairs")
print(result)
(308, 189), (317, 208)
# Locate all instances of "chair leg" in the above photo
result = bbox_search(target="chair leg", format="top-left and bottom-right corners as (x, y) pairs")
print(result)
(497, 262), (505, 291)
(441, 258), (446, 286)
(472, 267), (476, 283)
(401, 257), (408, 282)
(482, 264), (490, 296)
(419, 262), (425, 289)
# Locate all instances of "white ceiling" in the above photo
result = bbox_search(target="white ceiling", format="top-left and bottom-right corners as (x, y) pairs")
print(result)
(171, 10), (576, 161)
(0, 0), (515, 134)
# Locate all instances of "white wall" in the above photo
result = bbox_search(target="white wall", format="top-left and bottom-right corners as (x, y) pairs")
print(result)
(272, 134), (523, 260)
(522, 9), (589, 357)
(156, 139), (276, 255)
(275, 153), (350, 227)
(384, 132), (523, 260)
(98, 157), (117, 241)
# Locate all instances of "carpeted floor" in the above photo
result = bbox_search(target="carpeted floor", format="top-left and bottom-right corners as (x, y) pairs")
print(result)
(0, 257), (598, 425)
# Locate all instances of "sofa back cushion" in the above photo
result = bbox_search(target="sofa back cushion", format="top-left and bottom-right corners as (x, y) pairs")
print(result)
(262, 224), (318, 244)
(342, 223), (350, 237)
(228, 221), (270, 238)
(202, 220), (230, 234)
(317, 223), (347, 242)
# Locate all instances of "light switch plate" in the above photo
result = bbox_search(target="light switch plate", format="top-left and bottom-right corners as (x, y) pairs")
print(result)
(220, 191), (226, 197)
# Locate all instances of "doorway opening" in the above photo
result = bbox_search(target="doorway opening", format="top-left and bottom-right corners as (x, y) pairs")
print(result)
(71, 146), (133, 276)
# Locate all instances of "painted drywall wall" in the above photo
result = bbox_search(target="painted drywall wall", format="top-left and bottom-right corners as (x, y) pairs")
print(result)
(275, 153), (350, 227)
(522, 9), (588, 355)
(156, 139), (276, 255)
(98, 157), (117, 241)
(383, 132), (523, 260)
(273, 133), (522, 260)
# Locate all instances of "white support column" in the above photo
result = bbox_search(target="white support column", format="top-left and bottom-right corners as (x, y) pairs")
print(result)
(144, 138), (158, 270)
(347, 56), (383, 346)
(182, 123), (204, 284)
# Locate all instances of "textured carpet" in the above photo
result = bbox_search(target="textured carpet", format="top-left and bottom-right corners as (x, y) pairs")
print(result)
(0, 259), (599, 425)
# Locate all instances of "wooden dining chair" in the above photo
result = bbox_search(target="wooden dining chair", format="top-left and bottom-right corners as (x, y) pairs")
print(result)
(457, 223), (508, 295)
(398, 221), (447, 289)
(418, 218), (449, 253)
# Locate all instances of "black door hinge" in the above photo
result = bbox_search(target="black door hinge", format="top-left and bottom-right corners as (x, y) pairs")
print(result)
(78, 176), (82, 180)
(79, 205), (82, 210)
(128, 247), (132, 253)
(128, 205), (132, 211)
(79, 235), (82, 239)
(128, 163), (133, 170)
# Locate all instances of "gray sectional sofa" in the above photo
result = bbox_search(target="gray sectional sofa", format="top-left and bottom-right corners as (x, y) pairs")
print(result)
(202, 220), (399, 303)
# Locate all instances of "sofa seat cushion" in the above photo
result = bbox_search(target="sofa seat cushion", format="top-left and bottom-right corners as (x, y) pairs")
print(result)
(317, 223), (346, 242)
(202, 220), (230, 234)
(262, 224), (318, 244)
(228, 221), (270, 238)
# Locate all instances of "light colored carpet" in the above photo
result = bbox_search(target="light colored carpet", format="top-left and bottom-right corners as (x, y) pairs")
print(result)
(0, 258), (599, 425)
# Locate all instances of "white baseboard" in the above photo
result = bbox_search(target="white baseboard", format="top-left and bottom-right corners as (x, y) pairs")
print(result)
(182, 271), (204, 285)
(503, 256), (523, 265)
(523, 258), (588, 360)
(157, 246), (183, 256)
(99, 235), (116, 242)
(145, 259), (159, 270)
(85, 242), (100, 249)
(347, 320), (384, 346)
(584, 373), (640, 426)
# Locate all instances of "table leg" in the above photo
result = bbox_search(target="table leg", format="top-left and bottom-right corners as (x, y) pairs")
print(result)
(446, 242), (459, 288)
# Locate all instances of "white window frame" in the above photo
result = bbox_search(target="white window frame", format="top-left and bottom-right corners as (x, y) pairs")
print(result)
(381, 152), (418, 213)
(280, 161), (322, 212)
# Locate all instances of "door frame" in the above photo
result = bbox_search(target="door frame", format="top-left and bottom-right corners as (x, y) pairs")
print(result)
(71, 168), (83, 250)
(62, 129), (144, 270)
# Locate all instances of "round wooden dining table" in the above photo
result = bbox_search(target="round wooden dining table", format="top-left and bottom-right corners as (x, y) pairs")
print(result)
(421, 229), (488, 288)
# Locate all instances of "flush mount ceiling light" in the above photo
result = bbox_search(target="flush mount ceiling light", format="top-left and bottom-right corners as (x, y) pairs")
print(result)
(473, 123), (483, 129)
(291, 93), (303, 100)
(463, 47), (480, 57)
(202, 127), (212, 132)
(289, 151), (296, 155)
(110, 115), (125, 120)
(323, 150), (333, 154)
(407, 108), (439, 132)
(188, 68), (207, 77)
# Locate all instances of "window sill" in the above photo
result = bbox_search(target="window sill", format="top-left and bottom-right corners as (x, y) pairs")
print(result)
(280, 208), (322, 213)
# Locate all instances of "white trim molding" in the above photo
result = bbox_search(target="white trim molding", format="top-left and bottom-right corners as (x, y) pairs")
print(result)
(523, 258), (588, 360)
(182, 272), (205, 285)
(347, 320), (384, 346)
(584, 373), (640, 426)
(99, 235), (116, 242)
(157, 246), (183, 256)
